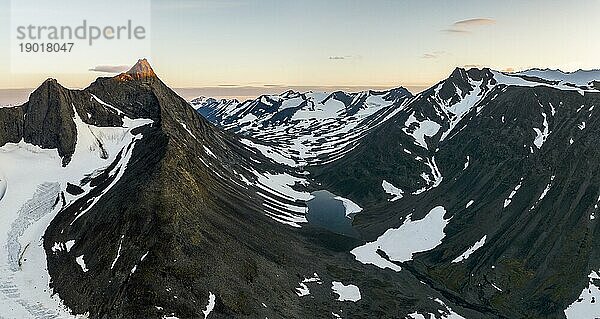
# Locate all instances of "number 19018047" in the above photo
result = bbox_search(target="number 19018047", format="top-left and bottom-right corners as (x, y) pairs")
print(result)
(19, 43), (74, 53)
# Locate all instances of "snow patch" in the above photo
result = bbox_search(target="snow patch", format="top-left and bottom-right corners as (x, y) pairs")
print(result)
(432, 298), (466, 319)
(65, 240), (75, 252)
(533, 112), (550, 149)
(179, 121), (197, 139)
(465, 200), (474, 208)
(295, 282), (310, 297)
(240, 138), (297, 167)
(253, 171), (312, 228)
(331, 282), (361, 302)
(110, 235), (125, 269)
(452, 235), (487, 263)
(538, 176), (555, 201)
(303, 273), (322, 283)
(413, 157), (443, 195)
(407, 298), (466, 319)
(202, 292), (216, 318)
(403, 113), (441, 149)
(75, 255), (89, 273)
(564, 270), (600, 319)
(382, 180), (404, 201)
(504, 179), (523, 208)
(351, 206), (450, 271)
(91, 94), (123, 116)
(334, 196), (363, 218)
(295, 273), (322, 297)
(531, 176), (555, 210)
(202, 146), (216, 158)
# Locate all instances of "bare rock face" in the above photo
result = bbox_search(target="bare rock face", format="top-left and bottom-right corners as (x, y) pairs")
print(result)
(0, 78), (124, 166)
(22, 79), (78, 165)
(0, 107), (23, 146)
(123, 58), (157, 80)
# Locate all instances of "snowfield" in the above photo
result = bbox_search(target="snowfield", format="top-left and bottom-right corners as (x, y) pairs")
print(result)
(351, 206), (450, 271)
(0, 102), (152, 318)
(0, 172), (6, 201)
(513, 69), (600, 87)
(331, 281), (361, 302)
(193, 90), (412, 167)
(564, 270), (600, 318)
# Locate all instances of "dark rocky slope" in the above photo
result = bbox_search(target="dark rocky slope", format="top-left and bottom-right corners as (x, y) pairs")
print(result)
(0, 78), (123, 165)
(312, 70), (600, 318)
(191, 66), (600, 318)
(8, 61), (599, 318)
(33, 61), (474, 319)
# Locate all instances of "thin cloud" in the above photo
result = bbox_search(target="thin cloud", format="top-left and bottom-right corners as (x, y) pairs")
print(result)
(421, 51), (446, 59)
(453, 18), (496, 27)
(502, 67), (516, 73)
(442, 18), (496, 34)
(89, 65), (130, 73)
(329, 55), (359, 61)
(441, 28), (471, 34)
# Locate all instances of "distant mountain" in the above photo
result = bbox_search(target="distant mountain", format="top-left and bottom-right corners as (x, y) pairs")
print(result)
(513, 68), (600, 87)
(191, 87), (413, 166)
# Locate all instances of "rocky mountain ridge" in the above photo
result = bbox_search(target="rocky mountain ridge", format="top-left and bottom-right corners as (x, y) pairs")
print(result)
(196, 66), (600, 318)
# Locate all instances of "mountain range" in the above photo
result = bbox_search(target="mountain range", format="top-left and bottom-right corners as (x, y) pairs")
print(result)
(0, 60), (599, 318)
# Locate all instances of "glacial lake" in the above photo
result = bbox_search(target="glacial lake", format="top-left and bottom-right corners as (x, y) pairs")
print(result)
(306, 190), (359, 238)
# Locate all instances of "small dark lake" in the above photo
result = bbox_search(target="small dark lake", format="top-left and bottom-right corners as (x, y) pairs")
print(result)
(306, 190), (359, 238)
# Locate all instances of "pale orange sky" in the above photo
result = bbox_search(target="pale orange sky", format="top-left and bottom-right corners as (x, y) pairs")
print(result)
(1, 0), (599, 92)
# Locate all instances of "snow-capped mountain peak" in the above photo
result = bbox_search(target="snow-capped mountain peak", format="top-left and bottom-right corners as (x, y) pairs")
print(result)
(192, 86), (413, 166)
(513, 68), (600, 86)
